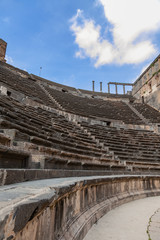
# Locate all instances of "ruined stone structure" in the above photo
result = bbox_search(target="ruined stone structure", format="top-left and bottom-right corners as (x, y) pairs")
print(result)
(0, 39), (7, 62)
(132, 54), (160, 110)
(1, 40), (160, 239)
(108, 82), (133, 95)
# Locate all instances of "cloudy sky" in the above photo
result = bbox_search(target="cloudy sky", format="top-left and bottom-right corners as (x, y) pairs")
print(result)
(1, 0), (160, 92)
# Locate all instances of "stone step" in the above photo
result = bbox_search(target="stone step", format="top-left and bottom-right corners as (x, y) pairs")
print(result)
(0, 145), (29, 168)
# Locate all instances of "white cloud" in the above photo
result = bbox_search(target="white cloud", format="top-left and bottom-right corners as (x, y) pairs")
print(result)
(6, 55), (14, 65)
(70, 0), (160, 67)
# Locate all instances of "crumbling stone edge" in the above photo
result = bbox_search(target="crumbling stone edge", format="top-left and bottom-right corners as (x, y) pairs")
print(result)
(1, 175), (160, 240)
(147, 207), (160, 240)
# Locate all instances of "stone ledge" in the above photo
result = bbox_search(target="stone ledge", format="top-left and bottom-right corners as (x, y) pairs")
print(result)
(0, 169), (134, 186)
(1, 175), (160, 240)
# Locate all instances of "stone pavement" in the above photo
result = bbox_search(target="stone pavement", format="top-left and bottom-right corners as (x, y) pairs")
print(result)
(149, 208), (160, 240)
(84, 196), (160, 240)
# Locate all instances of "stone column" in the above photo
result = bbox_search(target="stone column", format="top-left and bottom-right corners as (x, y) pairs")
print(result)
(123, 85), (125, 94)
(108, 83), (110, 93)
(100, 82), (102, 92)
(115, 84), (118, 94)
(92, 80), (95, 92)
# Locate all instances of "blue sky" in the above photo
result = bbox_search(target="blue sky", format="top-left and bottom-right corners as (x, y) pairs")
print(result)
(1, 0), (160, 93)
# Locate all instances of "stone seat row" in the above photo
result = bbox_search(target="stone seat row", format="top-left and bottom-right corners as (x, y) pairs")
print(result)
(0, 127), (122, 171)
(0, 135), (159, 184)
(0, 117), (105, 159)
(0, 95), (97, 142)
(80, 121), (160, 166)
(82, 122), (160, 143)
(0, 64), (56, 108)
(0, 96), (119, 170)
(0, 143), (29, 168)
(132, 103), (160, 123)
(0, 95), (159, 175)
(44, 86), (144, 125)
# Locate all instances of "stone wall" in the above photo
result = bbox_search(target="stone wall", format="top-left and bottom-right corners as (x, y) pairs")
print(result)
(0, 39), (7, 62)
(132, 55), (160, 110)
(1, 175), (160, 240)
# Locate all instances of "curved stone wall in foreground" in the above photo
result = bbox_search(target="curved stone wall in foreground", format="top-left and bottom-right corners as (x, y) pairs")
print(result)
(1, 175), (160, 240)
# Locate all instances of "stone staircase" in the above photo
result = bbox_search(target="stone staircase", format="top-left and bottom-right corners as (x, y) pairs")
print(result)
(38, 83), (120, 164)
(38, 82), (64, 110)
(125, 101), (149, 125)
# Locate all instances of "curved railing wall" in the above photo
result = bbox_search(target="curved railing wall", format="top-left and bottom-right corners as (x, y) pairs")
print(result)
(1, 175), (160, 240)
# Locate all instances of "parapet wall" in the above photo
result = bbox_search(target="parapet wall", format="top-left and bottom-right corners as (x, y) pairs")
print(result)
(1, 175), (160, 240)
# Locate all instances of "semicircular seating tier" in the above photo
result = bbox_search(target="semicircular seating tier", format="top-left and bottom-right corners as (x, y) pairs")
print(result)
(1, 61), (160, 185)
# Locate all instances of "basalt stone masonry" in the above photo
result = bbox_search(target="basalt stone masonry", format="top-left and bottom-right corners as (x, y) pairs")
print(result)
(1, 176), (160, 240)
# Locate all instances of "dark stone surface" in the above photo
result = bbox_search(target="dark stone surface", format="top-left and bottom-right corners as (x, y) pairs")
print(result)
(0, 215), (8, 240)
(6, 236), (14, 240)
(5, 169), (25, 185)
(0, 169), (129, 186)
(1, 175), (160, 240)
(13, 202), (39, 232)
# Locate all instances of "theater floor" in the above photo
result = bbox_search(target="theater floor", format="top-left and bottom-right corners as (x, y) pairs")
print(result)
(84, 196), (160, 240)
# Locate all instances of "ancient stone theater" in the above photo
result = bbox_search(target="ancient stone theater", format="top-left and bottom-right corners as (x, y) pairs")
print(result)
(1, 38), (160, 239)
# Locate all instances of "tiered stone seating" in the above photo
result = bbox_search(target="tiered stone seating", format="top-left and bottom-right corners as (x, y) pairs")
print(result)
(1, 60), (160, 179)
(132, 102), (160, 123)
(44, 86), (144, 125)
(31, 74), (78, 92)
(0, 129), (29, 168)
(81, 121), (160, 172)
(0, 95), (125, 172)
(0, 145), (29, 168)
(0, 60), (29, 77)
(0, 62), (56, 107)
